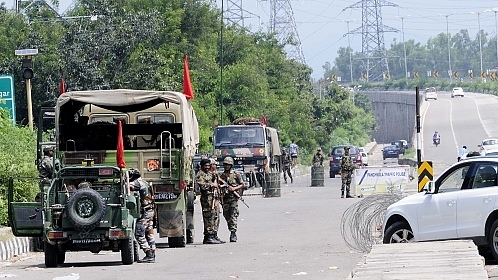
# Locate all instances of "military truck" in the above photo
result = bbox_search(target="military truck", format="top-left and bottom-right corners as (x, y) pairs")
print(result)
(212, 117), (281, 192)
(8, 90), (199, 267)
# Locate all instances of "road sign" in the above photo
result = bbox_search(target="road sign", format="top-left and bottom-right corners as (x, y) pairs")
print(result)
(418, 161), (433, 192)
(0, 75), (15, 123)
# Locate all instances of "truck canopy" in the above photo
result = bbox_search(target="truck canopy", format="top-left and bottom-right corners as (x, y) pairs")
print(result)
(56, 89), (199, 159)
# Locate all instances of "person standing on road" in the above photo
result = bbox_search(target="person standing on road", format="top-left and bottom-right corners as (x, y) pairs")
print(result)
(209, 158), (225, 243)
(196, 159), (224, 244)
(129, 169), (156, 263)
(218, 156), (244, 242)
(312, 147), (325, 166)
(289, 140), (299, 167)
(281, 149), (293, 184)
(458, 145), (467, 162)
(339, 146), (355, 198)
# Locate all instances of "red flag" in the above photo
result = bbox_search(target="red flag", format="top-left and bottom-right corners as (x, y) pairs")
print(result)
(116, 120), (126, 168)
(59, 78), (66, 95)
(183, 55), (194, 100)
(261, 114), (268, 126)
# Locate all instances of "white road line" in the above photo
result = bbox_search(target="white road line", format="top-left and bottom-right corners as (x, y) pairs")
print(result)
(468, 94), (491, 138)
(449, 98), (459, 152)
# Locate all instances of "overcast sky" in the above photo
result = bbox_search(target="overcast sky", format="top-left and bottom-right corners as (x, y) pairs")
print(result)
(12, 0), (498, 80)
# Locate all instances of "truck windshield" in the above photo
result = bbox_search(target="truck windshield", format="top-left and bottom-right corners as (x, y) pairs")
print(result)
(214, 126), (265, 148)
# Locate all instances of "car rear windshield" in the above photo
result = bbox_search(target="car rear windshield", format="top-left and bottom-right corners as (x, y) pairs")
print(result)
(384, 145), (398, 151)
(332, 146), (357, 155)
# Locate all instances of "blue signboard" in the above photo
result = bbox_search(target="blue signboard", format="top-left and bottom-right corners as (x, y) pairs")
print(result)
(0, 75), (15, 123)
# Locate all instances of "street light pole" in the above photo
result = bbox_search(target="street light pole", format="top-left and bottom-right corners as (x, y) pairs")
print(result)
(399, 16), (408, 82)
(345, 20), (354, 83)
(472, 11), (484, 80)
(445, 14), (452, 82)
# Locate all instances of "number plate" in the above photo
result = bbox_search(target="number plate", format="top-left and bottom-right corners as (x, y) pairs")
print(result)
(154, 192), (178, 201)
(72, 239), (101, 244)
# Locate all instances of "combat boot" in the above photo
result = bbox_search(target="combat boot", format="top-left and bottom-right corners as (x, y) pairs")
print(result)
(203, 234), (222, 244)
(341, 190), (344, 198)
(138, 249), (155, 263)
(230, 231), (237, 242)
(214, 233), (226, 243)
(346, 191), (353, 198)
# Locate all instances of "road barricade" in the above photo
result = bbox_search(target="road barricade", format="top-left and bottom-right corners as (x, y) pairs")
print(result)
(354, 165), (410, 196)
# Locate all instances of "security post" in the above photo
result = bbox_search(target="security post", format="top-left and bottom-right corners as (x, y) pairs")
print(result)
(15, 48), (38, 131)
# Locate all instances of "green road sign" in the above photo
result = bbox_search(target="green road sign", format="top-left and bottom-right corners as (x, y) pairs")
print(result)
(0, 75), (15, 123)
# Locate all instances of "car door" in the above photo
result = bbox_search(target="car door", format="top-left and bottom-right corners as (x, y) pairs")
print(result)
(457, 162), (498, 238)
(416, 163), (470, 240)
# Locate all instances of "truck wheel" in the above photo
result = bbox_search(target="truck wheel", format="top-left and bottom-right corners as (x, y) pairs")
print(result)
(133, 238), (140, 262)
(66, 188), (106, 231)
(121, 237), (134, 265)
(168, 236), (186, 248)
(57, 250), (66, 264)
(44, 243), (58, 268)
(382, 221), (414, 244)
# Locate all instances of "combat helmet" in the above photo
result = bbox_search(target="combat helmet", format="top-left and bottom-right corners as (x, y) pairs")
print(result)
(129, 168), (141, 180)
(223, 156), (234, 165)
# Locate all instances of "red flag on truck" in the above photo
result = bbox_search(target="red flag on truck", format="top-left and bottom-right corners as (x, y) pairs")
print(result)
(59, 78), (66, 95)
(261, 114), (268, 126)
(116, 120), (126, 168)
(183, 55), (194, 100)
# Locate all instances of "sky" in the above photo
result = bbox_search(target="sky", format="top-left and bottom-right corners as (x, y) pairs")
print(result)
(11, 0), (498, 80)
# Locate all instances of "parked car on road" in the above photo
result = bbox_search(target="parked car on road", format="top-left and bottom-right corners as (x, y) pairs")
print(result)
(424, 87), (437, 101)
(329, 145), (362, 178)
(451, 87), (464, 98)
(391, 140), (405, 155)
(382, 145), (400, 160)
(479, 139), (498, 156)
(383, 157), (498, 260)
(358, 147), (369, 166)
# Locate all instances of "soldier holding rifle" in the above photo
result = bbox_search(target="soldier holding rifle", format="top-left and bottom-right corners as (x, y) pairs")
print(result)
(196, 159), (224, 244)
(209, 158), (225, 243)
(218, 156), (245, 242)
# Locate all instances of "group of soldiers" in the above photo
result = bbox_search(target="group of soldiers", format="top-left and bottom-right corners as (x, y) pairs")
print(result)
(196, 156), (244, 244)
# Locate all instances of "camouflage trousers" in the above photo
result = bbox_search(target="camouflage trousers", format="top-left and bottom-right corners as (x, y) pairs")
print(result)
(341, 171), (353, 192)
(282, 165), (292, 183)
(200, 193), (220, 235)
(136, 208), (155, 252)
(222, 195), (239, 232)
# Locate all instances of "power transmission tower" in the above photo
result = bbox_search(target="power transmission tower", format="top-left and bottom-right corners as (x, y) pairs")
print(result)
(224, 0), (260, 27)
(344, 0), (398, 82)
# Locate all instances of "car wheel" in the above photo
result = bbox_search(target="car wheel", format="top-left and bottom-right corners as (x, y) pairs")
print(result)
(382, 221), (415, 244)
(44, 243), (58, 268)
(120, 237), (134, 265)
(487, 220), (498, 260)
(66, 188), (106, 231)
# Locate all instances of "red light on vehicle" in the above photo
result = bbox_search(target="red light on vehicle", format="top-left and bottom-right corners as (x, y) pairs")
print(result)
(99, 168), (113, 176)
(47, 231), (65, 239)
(179, 180), (186, 190)
(109, 229), (125, 237)
(223, 150), (229, 155)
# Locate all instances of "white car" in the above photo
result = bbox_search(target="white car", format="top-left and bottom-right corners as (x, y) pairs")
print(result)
(479, 139), (498, 156)
(383, 157), (498, 260)
(358, 147), (368, 166)
(424, 87), (437, 101)
(451, 87), (464, 98)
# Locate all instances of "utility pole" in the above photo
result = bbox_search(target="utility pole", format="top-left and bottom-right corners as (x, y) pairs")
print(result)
(345, 20), (354, 83)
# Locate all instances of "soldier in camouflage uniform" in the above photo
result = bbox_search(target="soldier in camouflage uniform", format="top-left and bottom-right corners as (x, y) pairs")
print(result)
(339, 146), (355, 198)
(312, 147), (325, 166)
(218, 157), (244, 242)
(196, 159), (223, 244)
(130, 169), (156, 263)
(209, 158), (225, 243)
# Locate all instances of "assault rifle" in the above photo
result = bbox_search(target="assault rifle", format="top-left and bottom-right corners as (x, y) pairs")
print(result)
(217, 176), (249, 208)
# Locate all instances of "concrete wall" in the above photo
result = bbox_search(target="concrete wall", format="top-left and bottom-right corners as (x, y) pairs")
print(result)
(363, 91), (417, 145)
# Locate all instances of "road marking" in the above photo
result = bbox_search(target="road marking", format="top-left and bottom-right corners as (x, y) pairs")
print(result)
(468, 94), (491, 138)
(449, 98), (459, 152)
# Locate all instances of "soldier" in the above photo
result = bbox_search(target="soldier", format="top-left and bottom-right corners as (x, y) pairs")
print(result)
(281, 149), (293, 184)
(129, 168), (156, 263)
(218, 156), (244, 242)
(312, 147), (325, 166)
(209, 158), (225, 243)
(196, 159), (223, 244)
(38, 147), (55, 180)
(339, 146), (356, 198)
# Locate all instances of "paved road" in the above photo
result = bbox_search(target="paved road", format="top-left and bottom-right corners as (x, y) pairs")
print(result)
(0, 172), (367, 280)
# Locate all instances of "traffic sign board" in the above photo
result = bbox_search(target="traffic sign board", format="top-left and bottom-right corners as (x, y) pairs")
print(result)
(0, 75), (15, 123)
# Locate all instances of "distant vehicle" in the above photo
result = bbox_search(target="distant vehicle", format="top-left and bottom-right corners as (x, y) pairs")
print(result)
(391, 140), (405, 155)
(451, 87), (464, 98)
(399, 140), (408, 150)
(329, 145), (362, 178)
(383, 157), (498, 261)
(382, 145), (400, 160)
(358, 147), (369, 166)
(424, 87), (437, 101)
(479, 139), (498, 156)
